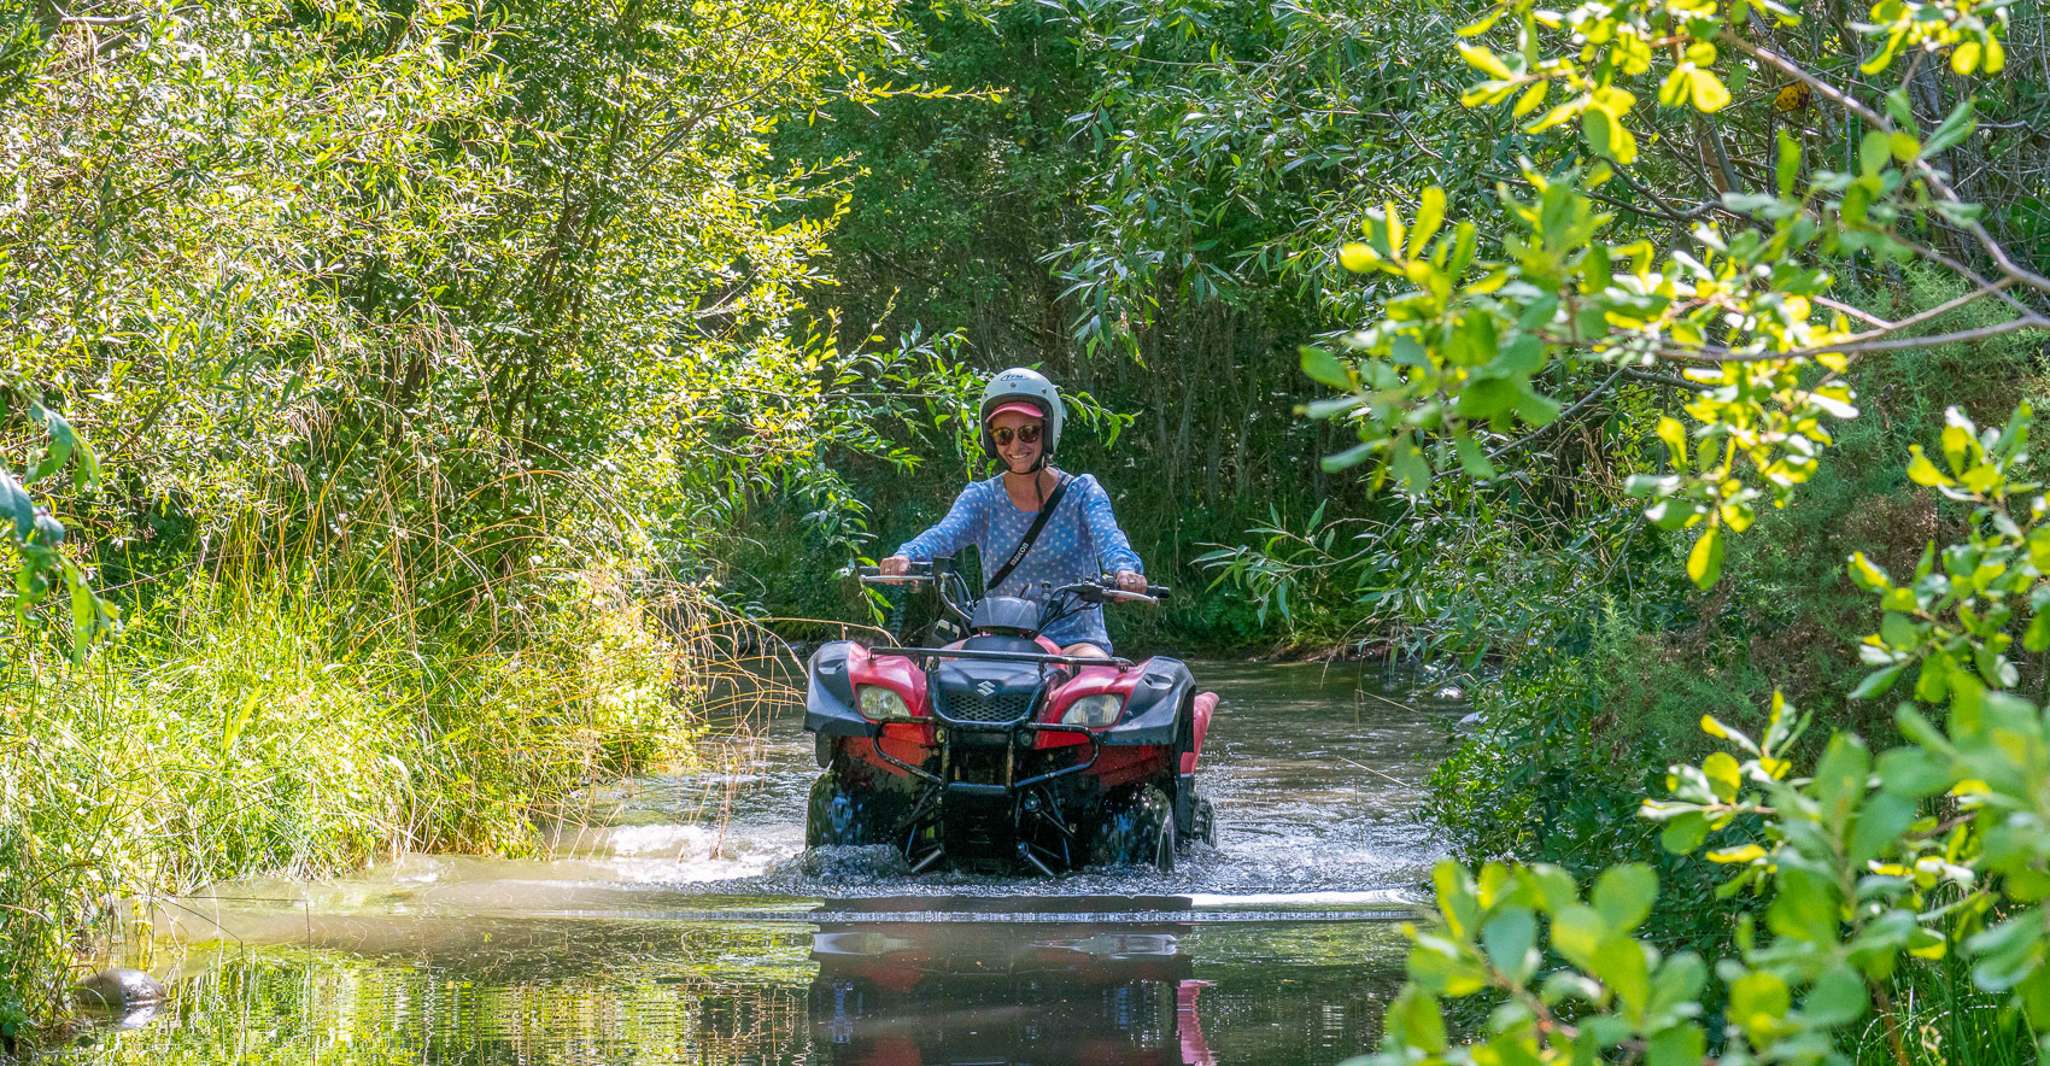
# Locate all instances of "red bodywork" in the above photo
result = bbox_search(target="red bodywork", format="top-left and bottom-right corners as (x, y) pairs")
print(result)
(836, 643), (1205, 790)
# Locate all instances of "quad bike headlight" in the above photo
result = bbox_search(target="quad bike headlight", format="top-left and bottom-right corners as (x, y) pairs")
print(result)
(856, 685), (912, 722)
(1061, 693), (1124, 728)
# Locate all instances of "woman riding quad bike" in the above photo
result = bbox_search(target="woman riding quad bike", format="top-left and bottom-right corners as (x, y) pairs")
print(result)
(801, 369), (1218, 874)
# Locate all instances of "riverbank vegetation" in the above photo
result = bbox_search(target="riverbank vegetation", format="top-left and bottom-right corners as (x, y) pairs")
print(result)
(0, 0), (956, 1032)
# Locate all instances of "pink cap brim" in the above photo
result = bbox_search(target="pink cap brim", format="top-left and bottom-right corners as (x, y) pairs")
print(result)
(986, 401), (1044, 422)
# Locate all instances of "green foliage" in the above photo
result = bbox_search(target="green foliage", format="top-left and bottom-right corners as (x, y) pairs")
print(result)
(1307, 0), (2047, 593)
(1847, 405), (2050, 701)
(1366, 405), (2050, 1063)
(0, 569), (718, 1025)
(0, 0), (956, 1030)
(0, 387), (114, 659)
(1375, 662), (2050, 1063)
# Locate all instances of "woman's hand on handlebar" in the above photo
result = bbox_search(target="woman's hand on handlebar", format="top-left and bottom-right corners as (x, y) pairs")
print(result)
(1113, 569), (1146, 593)
(867, 555), (918, 584)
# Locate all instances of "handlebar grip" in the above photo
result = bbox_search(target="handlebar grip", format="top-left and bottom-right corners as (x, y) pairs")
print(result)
(857, 560), (933, 583)
(1146, 584), (1172, 600)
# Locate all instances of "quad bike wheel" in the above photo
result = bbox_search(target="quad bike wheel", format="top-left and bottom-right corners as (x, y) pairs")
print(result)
(805, 769), (892, 848)
(1090, 785), (1176, 873)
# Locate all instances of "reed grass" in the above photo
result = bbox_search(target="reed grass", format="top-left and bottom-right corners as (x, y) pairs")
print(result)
(0, 558), (766, 1034)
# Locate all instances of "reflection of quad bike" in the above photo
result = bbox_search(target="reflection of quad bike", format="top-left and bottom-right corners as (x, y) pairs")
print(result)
(808, 918), (1215, 1065)
(803, 557), (1218, 874)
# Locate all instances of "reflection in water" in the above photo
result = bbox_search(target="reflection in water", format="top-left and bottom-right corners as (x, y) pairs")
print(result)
(47, 660), (1447, 1064)
(809, 920), (1209, 1065)
(50, 915), (1408, 1065)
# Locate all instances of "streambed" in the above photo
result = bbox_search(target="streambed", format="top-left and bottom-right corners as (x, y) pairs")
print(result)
(48, 660), (1463, 1065)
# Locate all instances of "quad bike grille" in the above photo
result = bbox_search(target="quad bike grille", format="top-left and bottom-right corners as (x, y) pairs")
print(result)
(934, 685), (1038, 724)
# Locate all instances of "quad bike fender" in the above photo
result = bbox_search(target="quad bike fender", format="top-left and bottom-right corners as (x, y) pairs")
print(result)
(806, 641), (932, 739)
(1102, 657), (1196, 746)
(804, 640), (873, 738)
(1181, 690), (1217, 775)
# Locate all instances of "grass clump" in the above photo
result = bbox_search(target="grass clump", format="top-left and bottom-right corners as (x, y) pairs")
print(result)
(0, 568), (715, 1028)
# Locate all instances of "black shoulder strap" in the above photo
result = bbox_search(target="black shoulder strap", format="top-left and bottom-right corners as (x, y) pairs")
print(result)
(986, 474), (1074, 592)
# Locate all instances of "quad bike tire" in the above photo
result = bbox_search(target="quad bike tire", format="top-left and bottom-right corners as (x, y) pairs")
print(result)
(805, 769), (893, 848)
(1089, 784), (1176, 873)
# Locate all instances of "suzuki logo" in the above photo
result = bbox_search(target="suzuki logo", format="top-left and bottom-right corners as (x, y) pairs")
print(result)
(975, 680), (998, 697)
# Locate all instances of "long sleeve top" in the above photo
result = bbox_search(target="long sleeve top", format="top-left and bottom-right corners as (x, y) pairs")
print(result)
(895, 473), (1144, 651)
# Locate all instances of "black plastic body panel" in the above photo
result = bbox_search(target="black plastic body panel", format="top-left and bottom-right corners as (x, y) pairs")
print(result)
(804, 640), (878, 739)
(1102, 657), (1194, 746)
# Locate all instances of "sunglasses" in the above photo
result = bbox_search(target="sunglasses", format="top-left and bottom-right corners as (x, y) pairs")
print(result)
(991, 424), (1044, 447)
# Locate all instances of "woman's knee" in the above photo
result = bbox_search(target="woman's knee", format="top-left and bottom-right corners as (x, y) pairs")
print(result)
(1062, 642), (1111, 659)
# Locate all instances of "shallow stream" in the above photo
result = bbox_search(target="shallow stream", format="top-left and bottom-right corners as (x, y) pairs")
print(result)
(49, 660), (1464, 1065)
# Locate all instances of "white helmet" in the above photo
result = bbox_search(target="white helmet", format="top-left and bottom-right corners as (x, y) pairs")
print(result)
(978, 367), (1064, 462)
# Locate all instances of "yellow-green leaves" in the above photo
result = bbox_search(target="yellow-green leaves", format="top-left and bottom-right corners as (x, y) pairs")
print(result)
(1395, 859), (1701, 1061)
(1657, 44), (1732, 112)
(1409, 186), (1446, 258)
(1580, 88), (1639, 163)
(1457, 41), (1514, 80)
(1862, 0), (2010, 77)
(1852, 404), (2044, 700)
(1686, 525), (1724, 589)
(1338, 242), (1378, 273)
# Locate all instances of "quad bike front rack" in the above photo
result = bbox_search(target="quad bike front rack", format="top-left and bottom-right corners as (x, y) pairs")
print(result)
(869, 711), (1105, 876)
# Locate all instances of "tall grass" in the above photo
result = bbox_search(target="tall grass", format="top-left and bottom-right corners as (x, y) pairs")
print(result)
(1856, 951), (2043, 1066)
(0, 558), (758, 1033)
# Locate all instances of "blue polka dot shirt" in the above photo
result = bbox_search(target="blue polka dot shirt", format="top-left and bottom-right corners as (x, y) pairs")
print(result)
(895, 472), (1145, 651)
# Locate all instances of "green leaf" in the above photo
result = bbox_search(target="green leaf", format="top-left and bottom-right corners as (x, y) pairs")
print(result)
(1885, 88), (1917, 130)
(1849, 663), (1907, 700)
(1776, 129), (1801, 196)
(1924, 99), (1977, 157)
(1410, 186), (1446, 257)
(1848, 791), (1917, 865)
(1454, 433), (1498, 478)
(1320, 440), (1377, 473)
(1802, 964), (1868, 1026)
(1386, 986), (1448, 1053)
(1481, 908), (1539, 983)
(1645, 1023), (1705, 1066)
(1860, 130), (1892, 175)
(1702, 751), (1742, 800)
(1594, 935), (1652, 1013)
(1457, 377), (1521, 420)
(1593, 864), (1657, 932)
(1457, 43), (1513, 79)
(1687, 526), (1725, 589)
(1729, 970), (1792, 1044)
(1514, 385), (1561, 426)
(1660, 812), (1709, 854)
(1390, 439), (1432, 495)
(1300, 346), (1352, 389)
(1551, 904), (1606, 969)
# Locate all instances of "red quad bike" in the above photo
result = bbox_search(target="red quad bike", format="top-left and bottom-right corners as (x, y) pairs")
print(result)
(803, 557), (1219, 874)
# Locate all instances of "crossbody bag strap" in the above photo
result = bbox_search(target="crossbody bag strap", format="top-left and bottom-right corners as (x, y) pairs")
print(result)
(985, 473), (1074, 592)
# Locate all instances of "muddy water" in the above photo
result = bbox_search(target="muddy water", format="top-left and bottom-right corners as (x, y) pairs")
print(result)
(51, 660), (1464, 1065)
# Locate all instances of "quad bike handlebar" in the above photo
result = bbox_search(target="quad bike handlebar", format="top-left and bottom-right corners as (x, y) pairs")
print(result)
(855, 558), (1166, 646)
(857, 563), (1168, 601)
